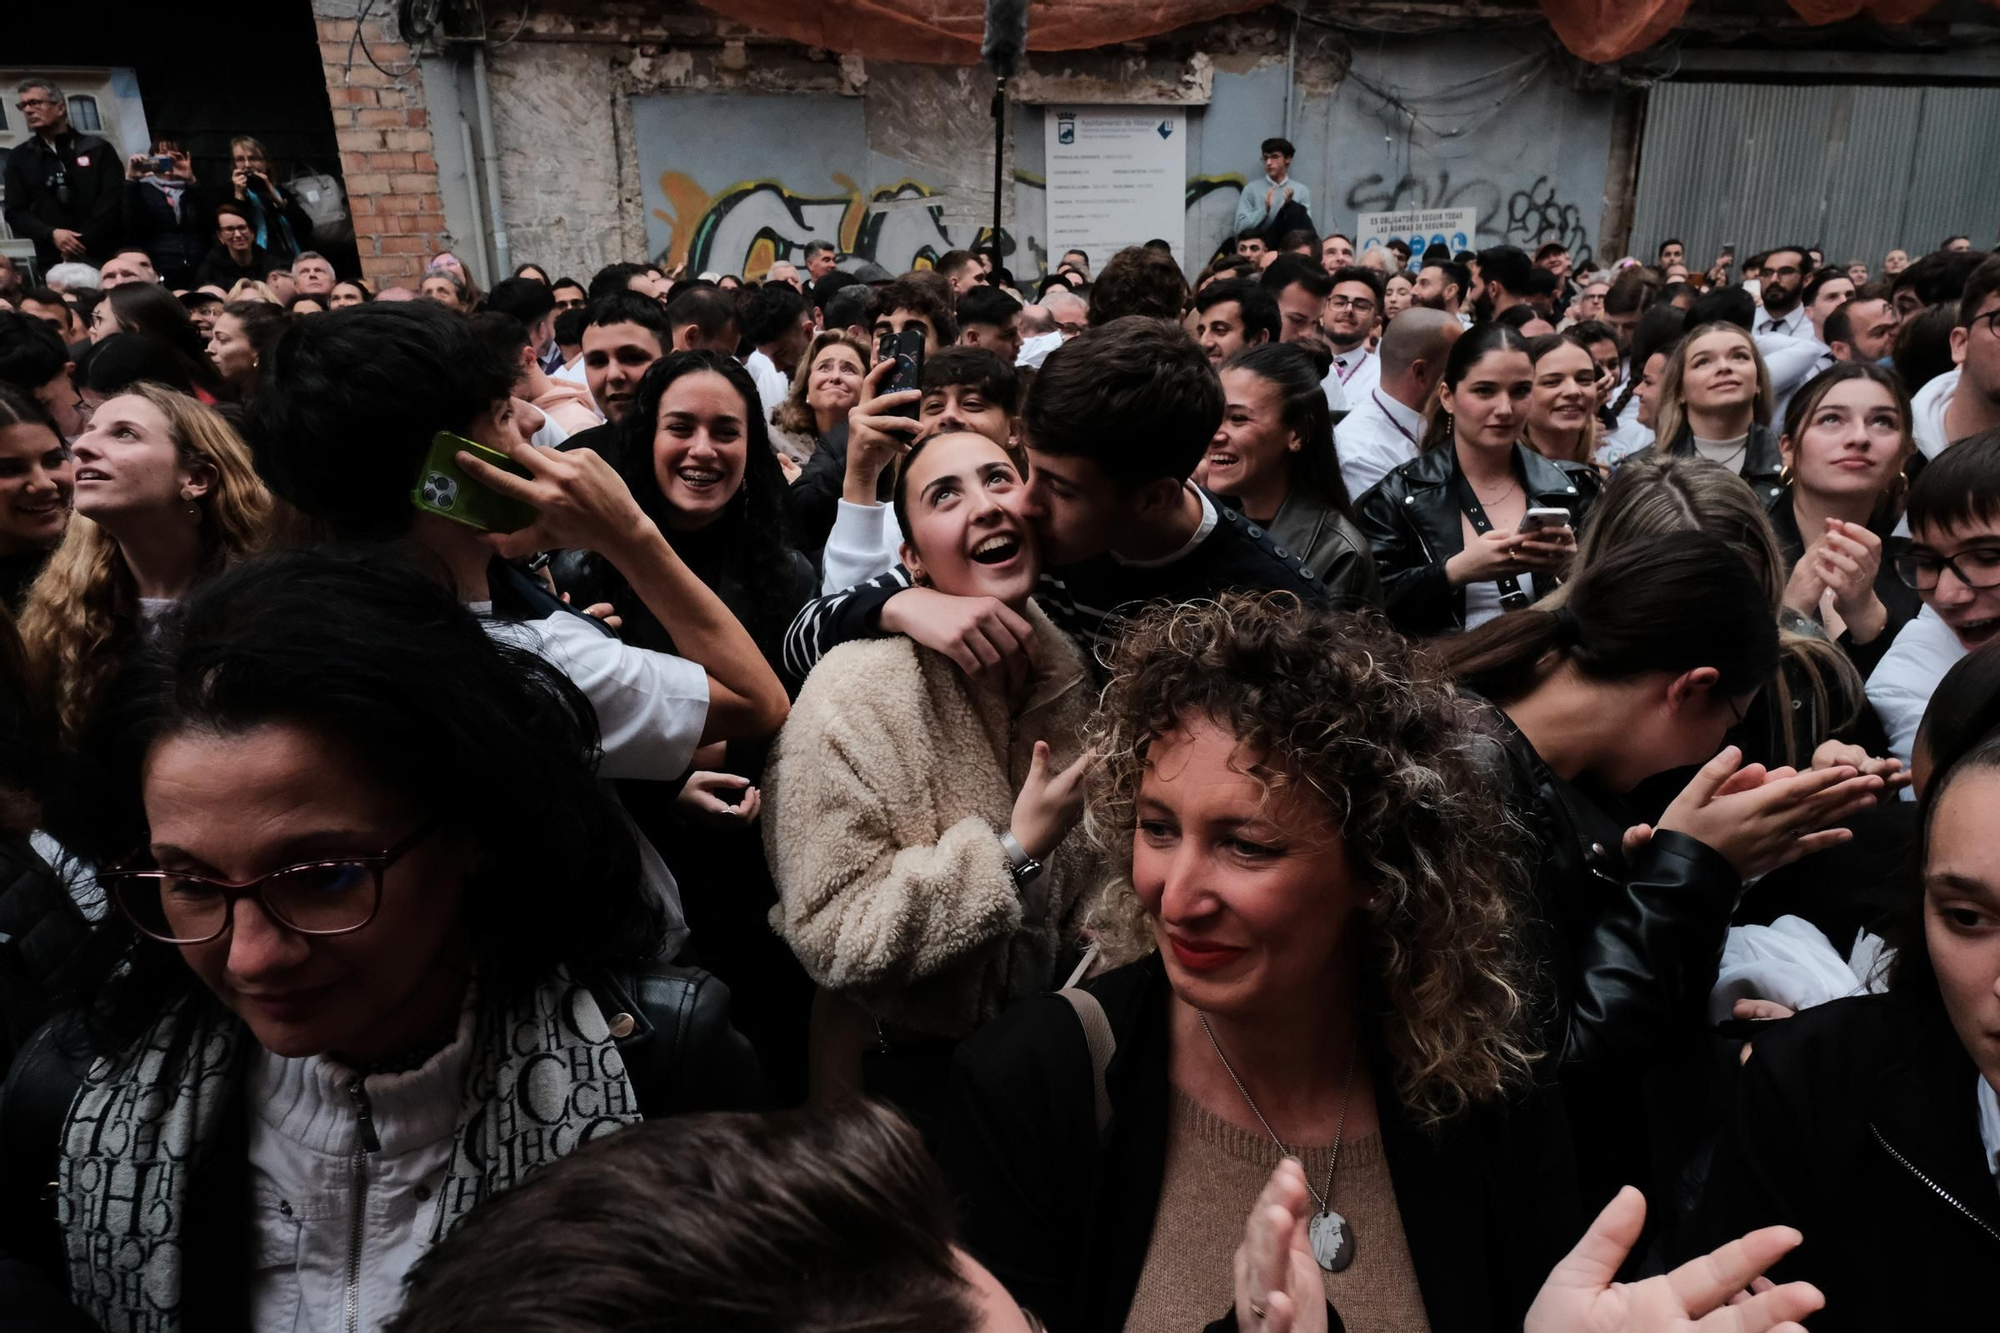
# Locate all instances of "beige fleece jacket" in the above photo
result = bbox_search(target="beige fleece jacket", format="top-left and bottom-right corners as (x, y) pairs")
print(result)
(763, 601), (1102, 1039)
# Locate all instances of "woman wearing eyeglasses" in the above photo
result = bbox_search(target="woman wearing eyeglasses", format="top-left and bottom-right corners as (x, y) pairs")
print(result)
(0, 549), (761, 1331)
(1867, 429), (2000, 766)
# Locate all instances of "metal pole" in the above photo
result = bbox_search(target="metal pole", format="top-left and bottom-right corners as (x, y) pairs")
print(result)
(471, 42), (510, 281)
(991, 76), (1007, 262)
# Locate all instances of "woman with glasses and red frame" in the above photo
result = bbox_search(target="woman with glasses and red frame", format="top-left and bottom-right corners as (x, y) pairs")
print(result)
(0, 547), (761, 1332)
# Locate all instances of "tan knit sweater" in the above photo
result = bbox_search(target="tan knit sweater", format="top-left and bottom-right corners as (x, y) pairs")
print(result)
(1124, 1091), (1432, 1333)
(763, 602), (1102, 1038)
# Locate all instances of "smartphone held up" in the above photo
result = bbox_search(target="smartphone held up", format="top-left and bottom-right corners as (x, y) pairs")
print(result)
(410, 431), (537, 533)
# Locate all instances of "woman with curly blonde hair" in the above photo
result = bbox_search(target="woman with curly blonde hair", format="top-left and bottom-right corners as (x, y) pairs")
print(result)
(17, 383), (269, 748)
(942, 592), (1575, 1333)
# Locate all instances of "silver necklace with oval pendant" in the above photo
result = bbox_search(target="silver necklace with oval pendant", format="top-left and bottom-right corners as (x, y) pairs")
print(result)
(1196, 1011), (1358, 1273)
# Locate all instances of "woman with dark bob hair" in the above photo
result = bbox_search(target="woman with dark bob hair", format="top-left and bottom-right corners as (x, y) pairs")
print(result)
(942, 593), (1576, 1332)
(0, 548), (760, 1330)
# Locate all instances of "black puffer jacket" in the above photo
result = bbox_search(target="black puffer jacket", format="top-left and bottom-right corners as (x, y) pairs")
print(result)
(1351, 443), (1599, 637)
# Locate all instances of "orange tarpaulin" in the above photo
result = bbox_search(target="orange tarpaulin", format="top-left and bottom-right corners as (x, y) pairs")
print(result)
(693, 0), (1964, 66)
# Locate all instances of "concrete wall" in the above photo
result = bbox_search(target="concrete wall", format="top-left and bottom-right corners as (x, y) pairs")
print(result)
(331, 2), (1617, 285)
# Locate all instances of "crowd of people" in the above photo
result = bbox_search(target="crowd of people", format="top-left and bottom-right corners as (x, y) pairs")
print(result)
(0, 78), (1997, 1331)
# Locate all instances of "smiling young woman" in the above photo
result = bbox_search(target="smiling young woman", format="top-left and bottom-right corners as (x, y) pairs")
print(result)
(763, 430), (1102, 1122)
(942, 593), (1567, 1332)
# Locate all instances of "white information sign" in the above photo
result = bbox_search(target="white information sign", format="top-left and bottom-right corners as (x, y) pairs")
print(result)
(1356, 208), (1480, 268)
(1044, 108), (1188, 274)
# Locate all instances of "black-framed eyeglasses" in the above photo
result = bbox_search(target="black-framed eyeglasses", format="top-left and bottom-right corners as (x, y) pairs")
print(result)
(102, 821), (439, 945)
(1893, 547), (2000, 593)
(15, 98), (60, 111)
(1325, 296), (1377, 313)
(1965, 309), (2000, 339)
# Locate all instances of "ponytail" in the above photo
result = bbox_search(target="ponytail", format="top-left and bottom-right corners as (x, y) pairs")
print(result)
(1440, 530), (1779, 704)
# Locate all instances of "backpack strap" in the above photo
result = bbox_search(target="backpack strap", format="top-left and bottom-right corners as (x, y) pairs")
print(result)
(1055, 986), (1116, 1139)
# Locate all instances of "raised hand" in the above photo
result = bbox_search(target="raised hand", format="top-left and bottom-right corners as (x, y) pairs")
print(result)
(453, 437), (652, 561)
(1009, 741), (1098, 862)
(1657, 747), (1884, 881)
(1526, 1185), (1823, 1333)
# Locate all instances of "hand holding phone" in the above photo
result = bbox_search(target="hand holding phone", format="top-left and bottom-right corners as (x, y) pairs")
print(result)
(412, 431), (537, 533)
(1517, 507), (1574, 535)
(876, 328), (926, 420)
(449, 433), (654, 562)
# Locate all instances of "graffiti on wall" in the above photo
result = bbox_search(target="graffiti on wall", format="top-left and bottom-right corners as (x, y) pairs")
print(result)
(656, 172), (1008, 277)
(653, 167), (1594, 277)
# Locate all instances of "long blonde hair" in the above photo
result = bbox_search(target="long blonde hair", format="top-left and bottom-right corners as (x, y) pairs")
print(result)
(18, 384), (271, 745)
(1549, 454), (1860, 766)
(1652, 321), (1774, 449)
(771, 331), (870, 439)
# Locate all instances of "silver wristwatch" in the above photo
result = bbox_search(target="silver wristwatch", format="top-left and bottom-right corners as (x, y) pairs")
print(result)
(1000, 831), (1044, 887)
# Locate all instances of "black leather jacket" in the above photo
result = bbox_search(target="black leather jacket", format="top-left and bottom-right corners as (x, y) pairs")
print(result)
(0, 965), (761, 1320)
(1472, 701), (1742, 1221)
(1640, 422), (1785, 508)
(1351, 443), (1599, 636)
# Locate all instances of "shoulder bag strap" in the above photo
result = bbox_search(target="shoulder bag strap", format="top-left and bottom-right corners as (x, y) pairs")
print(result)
(1055, 986), (1116, 1140)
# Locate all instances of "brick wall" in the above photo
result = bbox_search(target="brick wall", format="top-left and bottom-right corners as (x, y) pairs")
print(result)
(312, 5), (447, 288)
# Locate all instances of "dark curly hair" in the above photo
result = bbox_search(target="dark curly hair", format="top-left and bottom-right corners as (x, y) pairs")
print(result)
(64, 546), (662, 1056)
(1086, 592), (1541, 1125)
(600, 351), (797, 654)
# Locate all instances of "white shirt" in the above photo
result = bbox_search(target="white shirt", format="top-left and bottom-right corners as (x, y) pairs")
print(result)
(1328, 345), (1379, 402)
(482, 610), (708, 781)
(247, 1006), (474, 1332)
(552, 355), (589, 387)
(1755, 329), (1831, 426)
(744, 349), (793, 418)
(1598, 393), (1653, 466)
(529, 411), (569, 451)
(820, 497), (904, 594)
(1866, 606), (1969, 766)
(1016, 330), (1065, 369)
(1335, 388), (1425, 501)
(1756, 304), (1809, 339)
(1912, 366), (1960, 460)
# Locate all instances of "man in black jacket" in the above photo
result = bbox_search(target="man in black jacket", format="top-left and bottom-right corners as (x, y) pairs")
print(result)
(2, 77), (123, 271)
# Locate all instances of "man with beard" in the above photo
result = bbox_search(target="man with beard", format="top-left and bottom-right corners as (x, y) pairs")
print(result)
(1413, 257), (1470, 324)
(1319, 265), (1384, 402)
(1469, 244), (1532, 322)
(1754, 245), (1812, 339)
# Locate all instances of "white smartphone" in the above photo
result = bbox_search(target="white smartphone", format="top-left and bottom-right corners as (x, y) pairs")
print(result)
(1518, 507), (1573, 535)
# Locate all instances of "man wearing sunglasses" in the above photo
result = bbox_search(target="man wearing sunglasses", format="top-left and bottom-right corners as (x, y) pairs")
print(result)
(1912, 254), (2000, 460)
(2, 77), (123, 272)
(1867, 429), (2000, 763)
